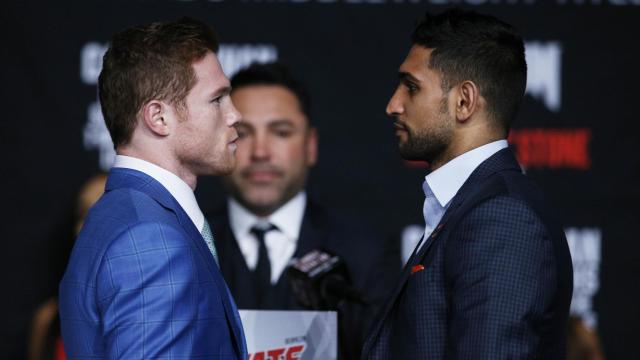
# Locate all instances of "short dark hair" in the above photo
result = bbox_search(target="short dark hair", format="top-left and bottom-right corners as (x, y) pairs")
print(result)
(99, 17), (219, 147)
(412, 9), (527, 132)
(230, 62), (312, 121)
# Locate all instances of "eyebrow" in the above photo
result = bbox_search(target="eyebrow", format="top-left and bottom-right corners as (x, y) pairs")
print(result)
(398, 71), (420, 83)
(268, 119), (295, 127)
(210, 85), (231, 99)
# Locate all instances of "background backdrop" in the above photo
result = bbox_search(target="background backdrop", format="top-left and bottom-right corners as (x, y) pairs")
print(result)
(2, 0), (639, 358)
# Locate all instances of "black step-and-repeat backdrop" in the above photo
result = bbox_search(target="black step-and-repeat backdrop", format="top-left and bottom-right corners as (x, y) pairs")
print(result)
(3, 1), (639, 358)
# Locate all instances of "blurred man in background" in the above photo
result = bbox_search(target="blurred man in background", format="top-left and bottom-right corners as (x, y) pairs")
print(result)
(207, 62), (400, 359)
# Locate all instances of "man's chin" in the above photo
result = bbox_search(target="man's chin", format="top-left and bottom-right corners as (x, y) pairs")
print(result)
(398, 145), (425, 162)
(202, 159), (236, 176)
(238, 194), (283, 216)
(244, 190), (280, 207)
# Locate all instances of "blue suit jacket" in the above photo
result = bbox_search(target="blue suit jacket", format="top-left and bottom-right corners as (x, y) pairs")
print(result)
(59, 168), (247, 359)
(362, 148), (573, 359)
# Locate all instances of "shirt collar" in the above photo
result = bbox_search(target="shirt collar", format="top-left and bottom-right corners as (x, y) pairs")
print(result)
(113, 155), (205, 231)
(228, 191), (306, 241)
(425, 140), (509, 207)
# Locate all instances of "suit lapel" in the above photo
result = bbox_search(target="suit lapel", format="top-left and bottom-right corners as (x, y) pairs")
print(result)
(106, 168), (246, 358)
(173, 205), (246, 355)
(362, 148), (523, 357)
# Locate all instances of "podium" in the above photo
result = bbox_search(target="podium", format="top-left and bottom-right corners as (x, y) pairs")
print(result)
(239, 310), (337, 360)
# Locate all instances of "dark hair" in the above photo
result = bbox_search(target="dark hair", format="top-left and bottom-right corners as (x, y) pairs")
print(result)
(231, 62), (312, 120)
(99, 17), (219, 147)
(412, 9), (527, 132)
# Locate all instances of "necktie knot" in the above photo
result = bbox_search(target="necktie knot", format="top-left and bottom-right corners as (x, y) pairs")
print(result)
(250, 223), (278, 243)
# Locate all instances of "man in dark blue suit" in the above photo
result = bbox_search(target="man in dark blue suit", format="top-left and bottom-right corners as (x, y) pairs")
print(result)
(59, 18), (247, 358)
(362, 9), (573, 359)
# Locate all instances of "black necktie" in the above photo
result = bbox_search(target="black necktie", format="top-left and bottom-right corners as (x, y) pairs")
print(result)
(250, 223), (277, 308)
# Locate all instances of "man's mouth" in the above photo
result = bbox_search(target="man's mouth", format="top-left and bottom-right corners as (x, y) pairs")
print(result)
(242, 167), (283, 183)
(394, 121), (408, 134)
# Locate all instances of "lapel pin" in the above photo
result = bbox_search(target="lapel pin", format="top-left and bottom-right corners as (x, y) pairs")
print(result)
(411, 264), (425, 274)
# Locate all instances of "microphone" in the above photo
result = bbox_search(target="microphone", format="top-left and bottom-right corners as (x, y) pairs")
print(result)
(288, 249), (369, 310)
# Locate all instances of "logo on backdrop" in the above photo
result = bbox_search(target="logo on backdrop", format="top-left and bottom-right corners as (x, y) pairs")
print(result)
(401, 225), (424, 264)
(240, 310), (337, 360)
(566, 227), (602, 329)
(249, 345), (305, 360)
(508, 128), (591, 170)
(80, 42), (278, 170)
(525, 41), (562, 113)
(401, 225), (602, 328)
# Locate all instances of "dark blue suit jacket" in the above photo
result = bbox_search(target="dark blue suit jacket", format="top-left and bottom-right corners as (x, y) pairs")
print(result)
(59, 168), (247, 359)
(362, 148), (573, 359)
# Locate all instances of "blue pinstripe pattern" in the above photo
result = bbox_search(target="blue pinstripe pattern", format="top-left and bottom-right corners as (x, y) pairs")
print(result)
(60, 168), (247, 359)
(362, 148), (573, 360)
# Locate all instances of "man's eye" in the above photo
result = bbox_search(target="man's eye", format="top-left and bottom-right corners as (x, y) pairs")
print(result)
(405, 82), (418, 94)
(236, 128), (249, 139)
(275, 129), (293, 137)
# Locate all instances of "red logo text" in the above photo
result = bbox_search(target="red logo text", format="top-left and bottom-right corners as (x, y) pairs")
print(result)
(509, 128), (591, 170)
(249, 344), (305, 360)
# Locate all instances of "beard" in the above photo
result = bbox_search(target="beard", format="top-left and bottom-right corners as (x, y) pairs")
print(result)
(398, 100), (453, 164)
(398, 126), (451, 163)
(224, 163), (308, 217)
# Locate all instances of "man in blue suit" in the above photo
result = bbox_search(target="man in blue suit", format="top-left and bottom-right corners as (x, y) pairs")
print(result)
(59, 18), (247, 359)
(362, 9), (573, 359)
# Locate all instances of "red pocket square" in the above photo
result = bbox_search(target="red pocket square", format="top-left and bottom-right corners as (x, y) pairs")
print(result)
(411, 264), (425, 274)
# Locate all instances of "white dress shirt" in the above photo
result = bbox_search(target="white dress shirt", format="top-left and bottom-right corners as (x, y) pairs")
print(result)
(113, 155), (205, 232)
(228, 192), (306, 284)
(418, 140), (509, 251)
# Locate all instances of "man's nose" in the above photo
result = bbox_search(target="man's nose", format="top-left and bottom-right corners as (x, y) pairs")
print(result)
(386, 88), (404, 117)
(227, 101), (241, 127)
(250, 132), (270, 161)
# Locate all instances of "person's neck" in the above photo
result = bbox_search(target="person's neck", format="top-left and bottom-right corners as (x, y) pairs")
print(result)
(117, 146), (197, 190)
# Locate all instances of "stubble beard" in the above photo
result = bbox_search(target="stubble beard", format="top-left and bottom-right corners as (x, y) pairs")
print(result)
(399, 129), (450, 164)
(398, 100), (453, 164)
(176, 136), (236, 179)
(175, 105), (237, 177)
(225, 167), (308, 217)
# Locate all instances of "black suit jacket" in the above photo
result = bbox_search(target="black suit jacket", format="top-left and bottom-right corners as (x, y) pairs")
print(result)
(208, 197), (401, 360)
(362, 148), (573, 359)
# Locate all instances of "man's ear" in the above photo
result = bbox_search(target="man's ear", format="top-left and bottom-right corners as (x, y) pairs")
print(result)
(454, 80), (480, 123)
(141, 100), (171, 137)
(306, 127), (318, 167)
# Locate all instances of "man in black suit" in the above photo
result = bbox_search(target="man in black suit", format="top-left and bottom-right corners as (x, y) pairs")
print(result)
(362, 9), (573, 359)
(207, 62), (399, 359)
